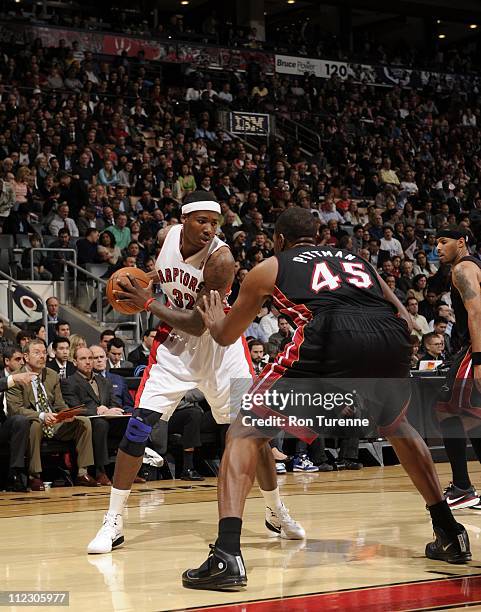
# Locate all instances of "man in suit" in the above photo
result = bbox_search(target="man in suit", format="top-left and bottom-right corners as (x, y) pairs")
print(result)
(90, 345), (133, 411)
(447, 188), (464, 216)
(58, 171), (89, 219)
(127, 329), (157, 368)
(47, 320), (71, 359)
(77, 206), (105, 237)
(0, 345), (35, 491)
(58, 144), (78, 174)
(2, 344), (25, 411)
(6, 339), (96, 491)
(99, 329), (116, 352)
(46, 230), (76, 281)
(61, 347), (128, 486)
(106, 337), (132, 370)
(215, 174), (235, 202)
(46, 296), (60, 339)
(47, 337), (76, 379)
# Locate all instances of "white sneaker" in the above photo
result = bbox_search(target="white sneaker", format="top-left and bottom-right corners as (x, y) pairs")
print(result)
(293, 454), (319, 472)
(276, 462), (287, 474)
(87, 512), (124, 554)
(265, 502), (306, 539)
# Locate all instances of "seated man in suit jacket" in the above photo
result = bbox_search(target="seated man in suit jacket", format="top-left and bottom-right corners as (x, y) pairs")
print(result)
(0, 359), (37, 492)
(106, 337), (133, 370)
(127, 329), (157, 368)
(47, 337), (77, 379)
(6, 339), (96, 491)
(90, 344), (134, 411)
(61, 346), (135, 486)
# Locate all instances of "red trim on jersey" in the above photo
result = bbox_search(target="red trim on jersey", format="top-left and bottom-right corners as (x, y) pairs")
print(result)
(437, 347), (481, 417)
(277, 323), (305, 368)
(241, 335), (255, 379)
(135, 322), (172, 406)
(457, 349), (475, 414)
(272, 285), (312, 327)
(248, 325), (317, 444)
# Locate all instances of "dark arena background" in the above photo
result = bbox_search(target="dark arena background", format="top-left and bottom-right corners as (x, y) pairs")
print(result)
(0, 0), (481, 610)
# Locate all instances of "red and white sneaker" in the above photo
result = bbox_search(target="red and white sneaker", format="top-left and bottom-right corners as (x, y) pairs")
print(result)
(444, 483), (479, 510)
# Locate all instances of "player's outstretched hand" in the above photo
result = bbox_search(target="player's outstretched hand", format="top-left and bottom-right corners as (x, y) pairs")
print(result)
(114, 274), (153, 310)
(197, 290), (225, 334)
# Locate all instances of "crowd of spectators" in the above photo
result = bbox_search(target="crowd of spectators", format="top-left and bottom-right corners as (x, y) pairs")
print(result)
(0, 30), (480, 484)
(8, 5), (481, 74)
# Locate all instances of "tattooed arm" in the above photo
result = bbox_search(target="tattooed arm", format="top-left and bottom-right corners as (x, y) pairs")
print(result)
(114, 246), (235, 336)
(452, 261), (481, 355)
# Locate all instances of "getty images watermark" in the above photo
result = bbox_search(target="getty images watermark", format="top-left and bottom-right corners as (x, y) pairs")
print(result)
(240, 388), (369, 429)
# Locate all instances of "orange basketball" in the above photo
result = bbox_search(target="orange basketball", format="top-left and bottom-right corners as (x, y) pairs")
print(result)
(106, 267), (151, 315)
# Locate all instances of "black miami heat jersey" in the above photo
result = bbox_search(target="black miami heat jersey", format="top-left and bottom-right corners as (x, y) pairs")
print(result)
(258, 244), (412, 432)
(273, 245), (395, 318)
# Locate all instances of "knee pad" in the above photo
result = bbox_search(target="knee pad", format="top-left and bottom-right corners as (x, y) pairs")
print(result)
(119, 408), (160, 457)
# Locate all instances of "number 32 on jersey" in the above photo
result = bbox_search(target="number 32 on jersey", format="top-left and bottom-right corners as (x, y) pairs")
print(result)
(310, 262), (373, 293)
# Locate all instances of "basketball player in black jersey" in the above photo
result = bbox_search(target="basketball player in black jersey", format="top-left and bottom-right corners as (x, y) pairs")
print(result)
(183, 208), (471, 591)
(435, 229), (481, 510)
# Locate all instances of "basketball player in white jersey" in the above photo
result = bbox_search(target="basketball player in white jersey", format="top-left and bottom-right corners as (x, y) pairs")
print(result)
(88, 192), (304, 554)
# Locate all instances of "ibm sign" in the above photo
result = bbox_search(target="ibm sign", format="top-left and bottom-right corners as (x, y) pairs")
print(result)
(230, 112), (270, 136)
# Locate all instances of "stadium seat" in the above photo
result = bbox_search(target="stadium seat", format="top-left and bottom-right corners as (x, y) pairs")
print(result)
(15, 235), (31, 249)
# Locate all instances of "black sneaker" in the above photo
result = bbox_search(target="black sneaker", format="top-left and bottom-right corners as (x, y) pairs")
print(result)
(317, 462), (334, 472)
(443, 483), (479, 509)
(179, 469), (204, 481)
(182, 544), (247, 590)
(425, 526), (471, 564)
(335, 460), (363, 471)
(7, 472), (28, 492)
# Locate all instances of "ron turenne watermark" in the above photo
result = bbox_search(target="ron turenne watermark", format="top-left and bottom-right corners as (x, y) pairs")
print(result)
(240, 389), (369, 429)
(241, 414), (370, 428)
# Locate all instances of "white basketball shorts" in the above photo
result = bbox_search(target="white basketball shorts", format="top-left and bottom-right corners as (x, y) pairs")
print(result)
(135, 323), (254, 424)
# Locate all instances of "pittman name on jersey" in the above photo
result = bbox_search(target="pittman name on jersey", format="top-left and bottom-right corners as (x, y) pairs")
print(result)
(292, 250), (357, 264)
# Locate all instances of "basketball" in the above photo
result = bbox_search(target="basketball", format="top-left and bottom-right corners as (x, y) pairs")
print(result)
(106, 267), (150, 314)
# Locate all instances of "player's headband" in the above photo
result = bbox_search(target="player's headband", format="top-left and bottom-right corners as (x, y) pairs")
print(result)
(182, 201), (221, 215)
(436, 229), (470, 243)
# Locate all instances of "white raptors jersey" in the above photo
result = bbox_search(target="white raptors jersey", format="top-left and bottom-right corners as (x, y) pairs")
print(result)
(140, 224), (252, 422)
(155, 224), (228, 314)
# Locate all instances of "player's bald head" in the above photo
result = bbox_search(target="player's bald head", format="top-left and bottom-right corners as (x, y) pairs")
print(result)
(274, 207), (317, 252)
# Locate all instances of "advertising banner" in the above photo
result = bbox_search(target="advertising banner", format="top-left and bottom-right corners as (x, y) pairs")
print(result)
(230, 111), (270, 136)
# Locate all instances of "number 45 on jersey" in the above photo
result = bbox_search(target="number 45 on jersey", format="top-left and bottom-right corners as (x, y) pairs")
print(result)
(310, 262), (373, 293)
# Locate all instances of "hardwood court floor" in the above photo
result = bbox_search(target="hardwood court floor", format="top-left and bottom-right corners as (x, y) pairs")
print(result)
(2, 463), (481, 611)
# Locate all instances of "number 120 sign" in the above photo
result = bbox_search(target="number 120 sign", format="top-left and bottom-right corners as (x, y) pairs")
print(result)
(320, 61), (349, 79)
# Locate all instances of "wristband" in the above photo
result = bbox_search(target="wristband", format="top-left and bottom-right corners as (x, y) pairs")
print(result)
(143, 297), (156, 312)
(472, 352), (481, 366)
